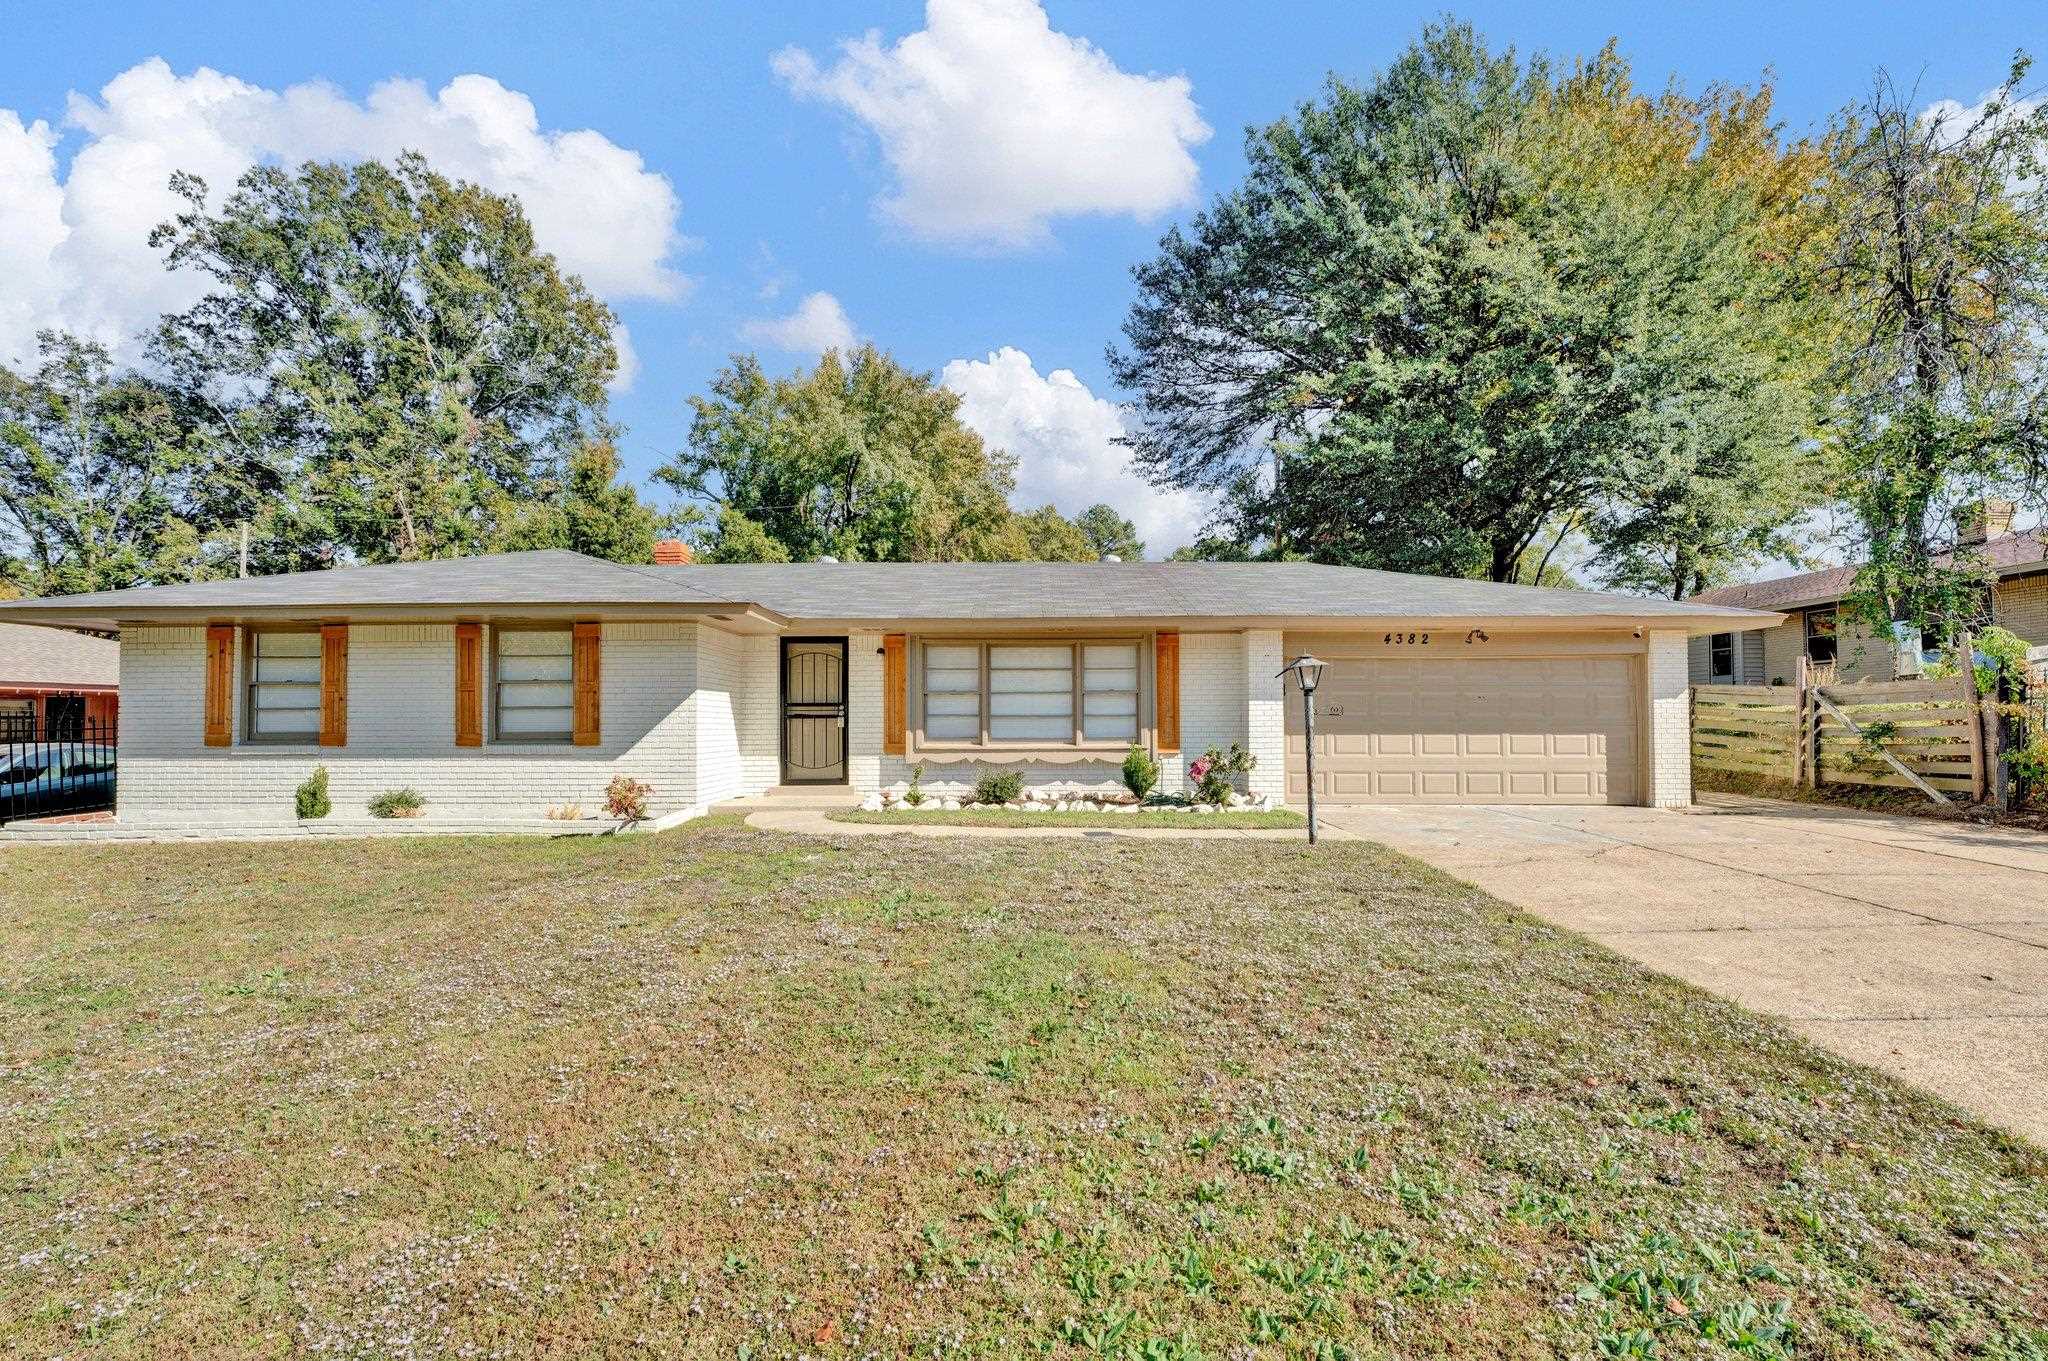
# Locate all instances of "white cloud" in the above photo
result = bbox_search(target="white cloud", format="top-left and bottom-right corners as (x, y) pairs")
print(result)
(773, 0), (1210, 248)
(942, 346), (1206, 553)
(741, 290), (858, 356)
(0, 59), (688, 378)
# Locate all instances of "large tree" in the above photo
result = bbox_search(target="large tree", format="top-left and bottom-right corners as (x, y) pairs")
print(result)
(0, 331), (210, 594)
(1074, 503), (1145, 560)
(150, 153), (653, 568)
(1111, 24), (1823, 585)
(1815, 58), (2048, 638)
(658, 346), (1084, 563)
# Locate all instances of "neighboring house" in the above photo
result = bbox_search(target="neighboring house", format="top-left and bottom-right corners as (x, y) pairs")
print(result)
(0, 621), (119, 738)
(0, 547), (1771, 825)
(1687, 501), (2048, 687)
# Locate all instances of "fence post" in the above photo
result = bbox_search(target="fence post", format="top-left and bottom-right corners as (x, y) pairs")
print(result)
(1957, 628), (1988, 804)
(1794, 655), (1815, 787)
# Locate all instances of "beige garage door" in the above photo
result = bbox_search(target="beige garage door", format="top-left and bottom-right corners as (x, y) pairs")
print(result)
(1284, 652), (1639, 805)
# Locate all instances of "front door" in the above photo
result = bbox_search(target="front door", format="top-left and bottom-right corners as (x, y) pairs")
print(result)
(781, 638), (847, 784)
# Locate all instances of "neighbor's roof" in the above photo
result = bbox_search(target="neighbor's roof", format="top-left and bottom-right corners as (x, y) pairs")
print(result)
(0, 621), (118, 689)
(1689, 529), (2048, 613)
(0, 551), (1779, 633)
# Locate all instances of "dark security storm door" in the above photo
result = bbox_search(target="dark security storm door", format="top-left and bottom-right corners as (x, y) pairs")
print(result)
(780, 638), (847, 784)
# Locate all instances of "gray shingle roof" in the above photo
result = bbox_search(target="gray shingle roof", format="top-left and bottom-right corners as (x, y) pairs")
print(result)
(646, 561), (1767, 622)
(0, 551), (1780, 630)
(0, 621), (117, 688)
(1689, 530), (2048, 612)
(0, 551), (733, 614)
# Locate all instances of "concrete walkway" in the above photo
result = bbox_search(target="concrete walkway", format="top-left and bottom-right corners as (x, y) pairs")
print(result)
(1319, 793), (2048, 1144)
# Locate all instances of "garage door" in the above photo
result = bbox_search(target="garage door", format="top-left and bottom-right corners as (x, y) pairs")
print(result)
(1283, 651), (1639, 805)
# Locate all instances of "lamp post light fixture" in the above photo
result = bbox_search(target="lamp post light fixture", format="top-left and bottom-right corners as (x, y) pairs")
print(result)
(1277, 654), (1328, 843)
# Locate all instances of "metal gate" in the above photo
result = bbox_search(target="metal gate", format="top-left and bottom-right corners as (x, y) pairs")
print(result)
(0, 716), (117, 823)
(780, 638), (847, 784)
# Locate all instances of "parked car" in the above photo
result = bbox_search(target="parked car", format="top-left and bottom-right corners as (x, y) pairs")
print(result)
(0, 742), (117, 821)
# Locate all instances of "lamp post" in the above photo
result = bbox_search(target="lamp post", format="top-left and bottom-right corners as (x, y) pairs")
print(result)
(1277, 654), (1327, 843)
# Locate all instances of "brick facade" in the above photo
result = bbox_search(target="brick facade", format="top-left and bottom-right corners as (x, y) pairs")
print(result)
(115, 620), (1696, 820)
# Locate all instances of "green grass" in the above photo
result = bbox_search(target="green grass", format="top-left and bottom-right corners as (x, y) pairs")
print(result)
(3, 815), (2044, 1358)
(831, 806), (1307, 829)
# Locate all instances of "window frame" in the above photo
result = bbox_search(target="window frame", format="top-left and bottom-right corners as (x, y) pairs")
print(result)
(242, 625), (325, 746)
(910, 633), (1151, 754)
(1708, 632), (1734, 681)
(1804, 607), (1838, 664)
(491, 623), (578, 745)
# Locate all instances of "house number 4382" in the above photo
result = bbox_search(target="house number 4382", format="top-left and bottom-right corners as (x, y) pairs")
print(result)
(1382, 631), (1430, 645)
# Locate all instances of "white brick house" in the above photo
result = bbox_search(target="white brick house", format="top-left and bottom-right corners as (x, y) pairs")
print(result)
(0, 550), (1774, 827)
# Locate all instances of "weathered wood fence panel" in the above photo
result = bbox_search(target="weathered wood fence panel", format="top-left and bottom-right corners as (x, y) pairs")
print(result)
(1691, 676), (1983, 803)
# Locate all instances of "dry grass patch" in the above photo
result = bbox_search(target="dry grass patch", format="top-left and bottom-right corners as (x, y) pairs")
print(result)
(2, 817), (2044, 1358)
(830, 807), (1306, 830)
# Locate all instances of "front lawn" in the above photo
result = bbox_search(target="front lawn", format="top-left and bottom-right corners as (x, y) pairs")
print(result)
(832, 806), (1307, 830)
(3, 818), (2044, 1357)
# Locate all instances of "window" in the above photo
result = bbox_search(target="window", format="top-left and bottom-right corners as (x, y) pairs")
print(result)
(916, 638), (1144, 748)
(1804, 608), (1838, 664)
(494, 627), (575, 741)
(1708, 633), (1734, 681)
(246, 629), (322, 740)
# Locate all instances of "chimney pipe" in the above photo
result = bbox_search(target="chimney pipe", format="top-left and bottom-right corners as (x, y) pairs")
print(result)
(1957, 500), (2016, 547)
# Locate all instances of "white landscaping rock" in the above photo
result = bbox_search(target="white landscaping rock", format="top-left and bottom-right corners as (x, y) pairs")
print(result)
(860, 794), (884, 812)
(941, 799), (961, 811)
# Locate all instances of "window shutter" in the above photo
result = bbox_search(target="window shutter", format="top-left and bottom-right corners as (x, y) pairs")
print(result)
(1154, 632), (1180, 753)
(319, 624), (349, 747)
(204, 625), (234, 747)
(881, 634), (907, 755)
(454, 623), (483, 747)
(571, 621), (601, 746)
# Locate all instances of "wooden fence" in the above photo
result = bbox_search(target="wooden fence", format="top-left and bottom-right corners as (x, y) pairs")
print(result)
(1692, 673), (1986, 803)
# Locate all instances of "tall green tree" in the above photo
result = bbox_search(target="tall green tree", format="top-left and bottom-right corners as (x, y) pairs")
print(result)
(1074, 503), (1145, 560)
(656, 347), (1029, 563)
(492, 441), (659, 563)
(1815, 58), (2048, 638)
(150, 153), (641, 568)
(0, 331), (209, 594)
(1111, 23), (1823, 585)
(1007, 505), (1098, 561)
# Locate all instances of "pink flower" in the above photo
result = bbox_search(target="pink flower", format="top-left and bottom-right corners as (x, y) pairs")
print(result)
(1188, 756), (1212, 782)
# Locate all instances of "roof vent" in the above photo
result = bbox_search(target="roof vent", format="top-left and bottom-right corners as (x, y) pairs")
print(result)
(1099, 553), (1121, 563)
(816, 554), (839, 564)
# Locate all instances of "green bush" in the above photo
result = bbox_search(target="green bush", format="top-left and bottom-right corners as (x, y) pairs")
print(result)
(974, 770), (1023, 805)
(366, 788), (426, 819)
(1120, 744), (1159, 800)
(905, 761), (927, 807)
(295, 766), (331, 820)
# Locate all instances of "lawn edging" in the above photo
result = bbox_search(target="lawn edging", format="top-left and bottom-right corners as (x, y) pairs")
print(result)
(828, 807), (1307, 831)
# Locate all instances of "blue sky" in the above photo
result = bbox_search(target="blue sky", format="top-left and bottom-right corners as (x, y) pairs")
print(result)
(4, 1), (2039, 553)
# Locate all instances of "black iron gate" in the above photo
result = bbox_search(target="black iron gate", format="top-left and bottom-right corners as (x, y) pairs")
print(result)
(0, 715), (117, 823)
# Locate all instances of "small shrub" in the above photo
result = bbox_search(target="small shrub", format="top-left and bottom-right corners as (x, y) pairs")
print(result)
(1120, 744), (1159, 800)
(904, 761), (927, 807)
(543, 803), (583, 821)
(295, 766), (331, 820)
(974, 770), (1023, 805)
(1188, 742), (1256, 804)
(605, 774), (653, 822)
(366, 788), (426, 819)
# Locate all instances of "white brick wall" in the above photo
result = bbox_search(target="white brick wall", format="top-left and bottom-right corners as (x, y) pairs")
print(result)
(117, 622), (764, 823)
(1647, 629), (1691, 809)
(1243, 629), (1286, 802)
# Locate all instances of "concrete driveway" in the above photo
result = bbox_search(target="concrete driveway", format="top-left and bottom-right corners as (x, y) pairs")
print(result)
(1319, 793), (2048, 1144)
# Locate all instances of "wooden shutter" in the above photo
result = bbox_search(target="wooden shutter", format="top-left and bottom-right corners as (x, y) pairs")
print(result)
(881, 633), (908, 755)
(319, 624), (349, 747)
(571, 621), (601, 746)
(204, 625), (234, 747)
(453, 623), (483, 747)
(1154, 631), (1180, 753)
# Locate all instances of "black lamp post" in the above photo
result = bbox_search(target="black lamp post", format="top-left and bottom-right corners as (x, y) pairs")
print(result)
(1278, 654), (1328, 843)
